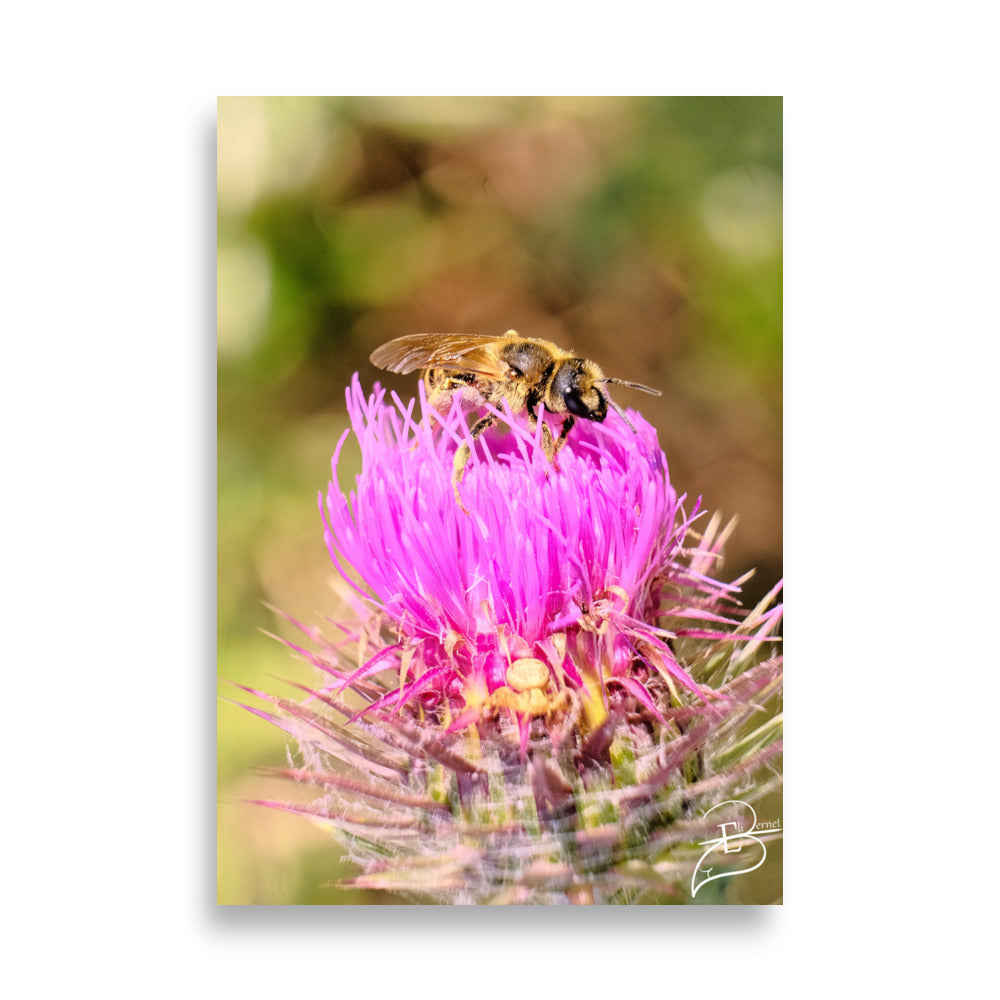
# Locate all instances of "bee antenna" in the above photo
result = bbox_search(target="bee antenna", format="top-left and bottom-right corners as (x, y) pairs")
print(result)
(607, 396), (638, 434)
(599, 378), (662, 397)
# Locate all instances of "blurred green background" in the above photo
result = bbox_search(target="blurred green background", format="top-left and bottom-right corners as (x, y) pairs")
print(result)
(217, 96), (782, 905)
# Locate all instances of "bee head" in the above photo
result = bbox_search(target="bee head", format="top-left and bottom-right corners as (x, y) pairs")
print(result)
(550, 360), (609, 422)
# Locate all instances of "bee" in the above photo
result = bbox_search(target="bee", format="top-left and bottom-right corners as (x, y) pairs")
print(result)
(369, 329), (661, 506)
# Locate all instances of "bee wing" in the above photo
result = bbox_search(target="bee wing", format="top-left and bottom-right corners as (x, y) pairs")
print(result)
(370, 333), (509, 377)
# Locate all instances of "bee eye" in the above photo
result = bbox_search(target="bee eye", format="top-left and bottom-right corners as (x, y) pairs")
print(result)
(563, 388), (591, 418)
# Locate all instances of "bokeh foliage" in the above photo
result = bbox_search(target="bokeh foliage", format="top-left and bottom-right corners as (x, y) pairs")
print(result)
(217, 96), (781, 905)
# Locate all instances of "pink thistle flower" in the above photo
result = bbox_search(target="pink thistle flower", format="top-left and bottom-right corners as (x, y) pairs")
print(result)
(240, 374), (783, 904)
(320, 376), (755, 739)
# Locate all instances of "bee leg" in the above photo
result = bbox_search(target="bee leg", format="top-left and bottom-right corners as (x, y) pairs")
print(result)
(536, 420), (554, 461)
(453, 413), (496, 513)
(539, 415), (576, 470)
(527, 414), (576, 473)
(552, 416), (576, 456)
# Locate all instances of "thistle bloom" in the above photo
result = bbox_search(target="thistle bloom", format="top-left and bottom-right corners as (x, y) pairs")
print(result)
(241, 374), (783, 904)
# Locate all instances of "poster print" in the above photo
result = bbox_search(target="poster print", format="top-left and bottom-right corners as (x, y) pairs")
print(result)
(218, 96), (782, 905)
